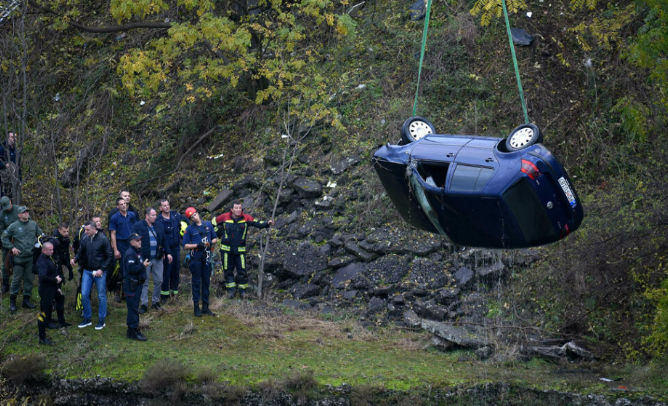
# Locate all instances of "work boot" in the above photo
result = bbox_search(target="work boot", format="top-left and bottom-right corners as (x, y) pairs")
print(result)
(22, 296), (36, 309)
(194, 302), (202, 317)
(239, 289), (248, 300)
(202, 304), (216, 316)
(227, 288), (236, 299)
(39, 338), (55, 345)
(9, 295), (17, 312)
(1, 282), (8, 294)
(135, 328), (147, 341)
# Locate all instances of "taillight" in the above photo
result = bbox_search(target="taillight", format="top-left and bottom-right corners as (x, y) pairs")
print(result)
(521, 159), (541, 180)
(560, 224), (570, 238)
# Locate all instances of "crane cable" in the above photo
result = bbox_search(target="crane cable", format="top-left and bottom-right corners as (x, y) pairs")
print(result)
(412, 0), (530, 124)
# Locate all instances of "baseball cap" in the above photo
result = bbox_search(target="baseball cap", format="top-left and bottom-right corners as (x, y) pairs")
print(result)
(129, 232), (142, 241)
(0, 196), (10, 210)
(17, 206), (28, 213)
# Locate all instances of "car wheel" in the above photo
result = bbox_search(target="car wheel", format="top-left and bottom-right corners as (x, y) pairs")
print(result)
(505, 123), (543, 151)
(400, 116), (435, 144)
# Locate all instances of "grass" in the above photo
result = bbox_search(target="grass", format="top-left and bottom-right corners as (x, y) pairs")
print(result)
(0, 279), (666, 401)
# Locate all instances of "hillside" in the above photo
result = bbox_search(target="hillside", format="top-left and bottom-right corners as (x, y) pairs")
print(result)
(1, 0), (667, 401)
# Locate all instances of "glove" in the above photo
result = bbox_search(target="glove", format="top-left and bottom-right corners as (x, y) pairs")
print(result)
(197, 242), (206, 250)
(184, 253), (191, 267)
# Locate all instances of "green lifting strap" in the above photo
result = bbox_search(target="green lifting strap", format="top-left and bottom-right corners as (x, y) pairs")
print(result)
(412, 0), (433, 117)
(412, 0), (529, 124)
(501, 0), (530, 124)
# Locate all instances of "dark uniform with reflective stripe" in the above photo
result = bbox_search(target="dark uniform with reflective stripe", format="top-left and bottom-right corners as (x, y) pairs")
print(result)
(182, 221), (216, 308)
(214, 212), (270, 295)
(37, 252), (66, 341)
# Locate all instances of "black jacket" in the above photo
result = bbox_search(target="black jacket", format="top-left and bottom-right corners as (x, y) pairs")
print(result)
(122, 245), (147, 281)
(74, 231), (113, 272)
(51, 229), (71, 266)
(130, 220), (171, 260)
(37, 253), (62, 288)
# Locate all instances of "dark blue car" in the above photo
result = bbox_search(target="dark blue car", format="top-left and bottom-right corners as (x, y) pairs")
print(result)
(372, 117), (584, 249)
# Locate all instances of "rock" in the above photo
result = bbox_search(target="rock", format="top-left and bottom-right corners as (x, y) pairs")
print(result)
(561, 341), (595, 360)
(454, 267), (475, 289)
(207, 189), (234, 213)
(435, 288), (461, 306)
(360, 255), (409, 287)
(408, 257), (452, 289)
(332, 263), (365, 289)
(291, 282), (321, 299)
(366, 296), (386, 315)
(475, 346), (494, 360)
(330, 155), (361, 175)
(421, 320), (489, 348)
(314, 197), (332, 209)
(476, 260), (506, 284)
(328, 255), (356, 268)
(282, 243), (328, 278)
(292, 177), (323, 198)
(282, 299), (312, 311)
(413, 300), (447, 321)
(403, 309), (421, 327)
(344, 241), (378, 262)
(343, 290), (358, 299)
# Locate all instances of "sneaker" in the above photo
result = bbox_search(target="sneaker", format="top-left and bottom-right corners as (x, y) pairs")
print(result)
(152, 302), (162, 310)
(95, 321), (106, 330)
(139, 305), (147, 314)
(78, 319), (92, 328)
(39, 338), (54, 345)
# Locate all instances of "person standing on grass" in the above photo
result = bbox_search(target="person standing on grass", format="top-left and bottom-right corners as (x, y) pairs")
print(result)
(71, 221), (113, 330)
(215, 200), (273, 299)
(37, 242), (71, 345)
(131, 207), (172, 313)
(0, 195), (19, 294)
(1, 206), (42, 312)
(109, 197), (137, 301)
(182, 207), (217, 317)
(123, 233), (149, 341)
(156, 199), (187, 303)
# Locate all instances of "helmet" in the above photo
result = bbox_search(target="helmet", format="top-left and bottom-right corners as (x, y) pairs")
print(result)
(185, 207), (197, 219)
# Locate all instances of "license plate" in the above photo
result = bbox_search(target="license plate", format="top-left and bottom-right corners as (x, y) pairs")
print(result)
(558, 177), (577, 208)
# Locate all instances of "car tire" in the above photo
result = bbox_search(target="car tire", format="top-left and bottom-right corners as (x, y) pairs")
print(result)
(400, 116), (435, 144)
(505, 123), (543, 151)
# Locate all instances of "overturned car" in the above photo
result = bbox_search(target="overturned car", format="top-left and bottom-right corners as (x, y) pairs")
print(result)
(372, 117), (584, 249)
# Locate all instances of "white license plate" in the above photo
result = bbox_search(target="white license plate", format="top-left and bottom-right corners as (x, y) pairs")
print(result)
(558, 177), (577, 208)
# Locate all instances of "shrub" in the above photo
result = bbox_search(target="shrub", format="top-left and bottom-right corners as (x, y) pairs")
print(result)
(0, 354), (48, 386)
(141, 358), (191, 393)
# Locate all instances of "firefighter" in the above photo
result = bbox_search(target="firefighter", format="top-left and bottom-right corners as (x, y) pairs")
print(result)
(214, 200), (273, 299)
(182, 207), (217, 317)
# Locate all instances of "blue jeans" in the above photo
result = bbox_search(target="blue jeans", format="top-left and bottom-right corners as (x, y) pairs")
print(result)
(82, 269), (107, 322)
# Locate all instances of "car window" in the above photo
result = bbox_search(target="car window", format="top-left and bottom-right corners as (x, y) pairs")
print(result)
(417, 161), (449, 188)
(450, 165), (494, 192)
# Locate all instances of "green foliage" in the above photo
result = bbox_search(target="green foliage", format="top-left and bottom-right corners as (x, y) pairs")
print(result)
(642, 275), (668, 356)
(612, 96), (651, 143)
(470, 0), (527, 26)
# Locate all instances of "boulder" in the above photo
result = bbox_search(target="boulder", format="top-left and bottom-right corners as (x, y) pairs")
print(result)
(421, 320), (489, 349)
(454, 267), (475, 289)
(207, 189), (234, 213)
(291, 283), (321, 299)
(366, 297), (386, 316)
(282, 243), (328, 278)
(344, 241), (378, 262)
(435, 288), (461, 306)
(332, 262), (365, 289)
(292, 177), (323, 198)
(413, 301), (447, 321)
(330, 155), (361, 175)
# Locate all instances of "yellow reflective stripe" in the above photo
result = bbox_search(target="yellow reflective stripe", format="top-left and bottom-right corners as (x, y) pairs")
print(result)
(223, 253), (228, 269)
(225, 220), (234, 223)
(241, 254), (245, 269)
(238, 246), (246, 252)
(238, 284), (248, 289)
(38, 312), (46, 322)
(172, 290), (178, 295)
(221, 245), (230, 251)
(242, 226), (248, 240)
(160, 290), (170, 296)
(225, 282), (237, 288)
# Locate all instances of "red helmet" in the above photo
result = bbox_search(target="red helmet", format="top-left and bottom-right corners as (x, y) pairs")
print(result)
(185, 207), (197, 219)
